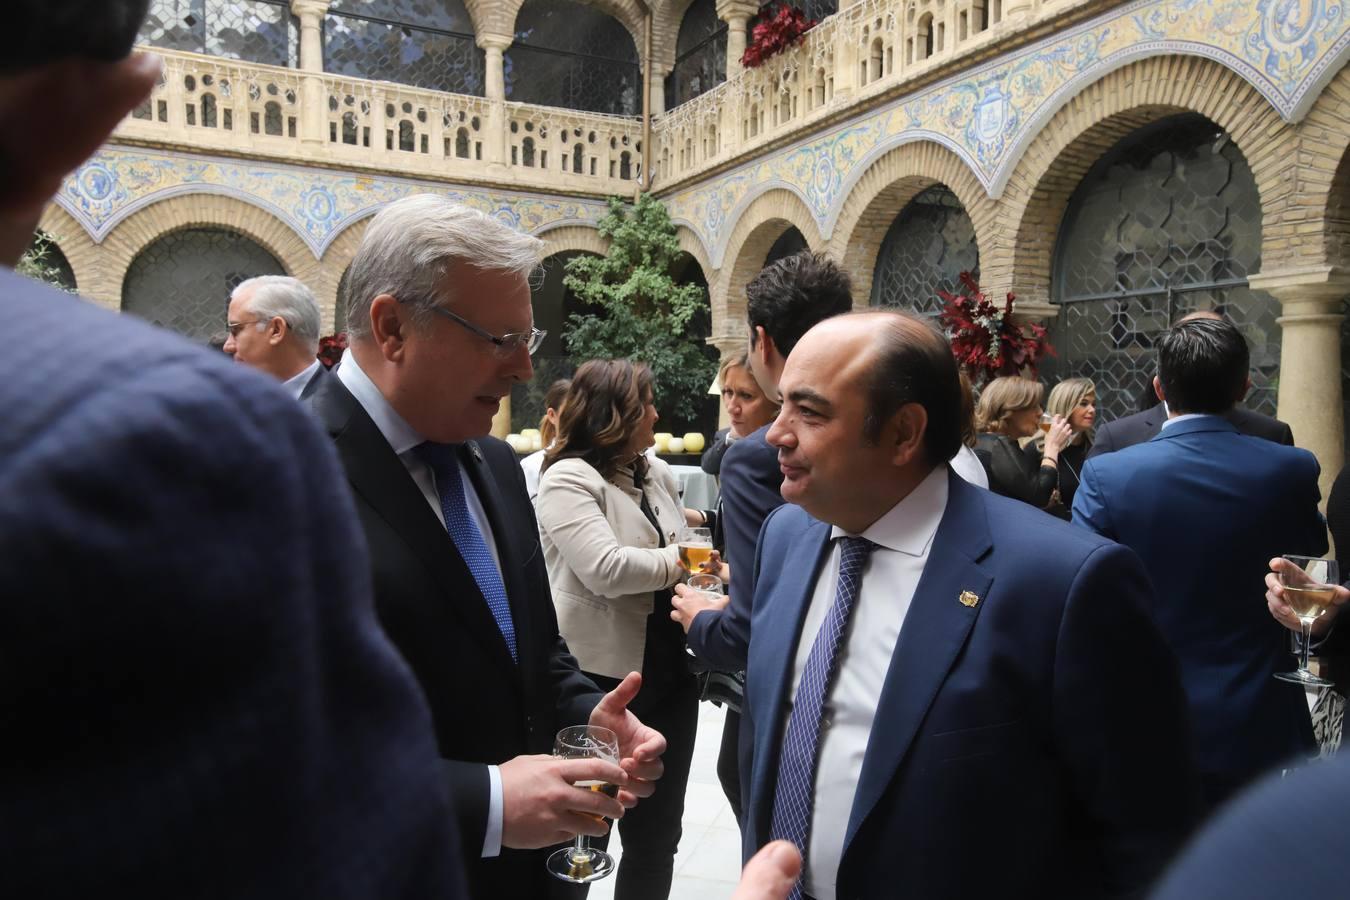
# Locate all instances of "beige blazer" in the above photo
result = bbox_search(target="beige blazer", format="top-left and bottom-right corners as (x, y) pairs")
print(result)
(537, 456), (685, 679)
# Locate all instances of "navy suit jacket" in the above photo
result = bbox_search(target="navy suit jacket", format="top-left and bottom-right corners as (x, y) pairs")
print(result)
(0, 270), (462, 897)
(742, 471), (1198, 899)
(1072, 416), (1325, 783)
(309, 374), (601, 897)
(1087, 404), (1293, 459)
(1152, 754), (1350, 899)
(687, 423), (781, 670)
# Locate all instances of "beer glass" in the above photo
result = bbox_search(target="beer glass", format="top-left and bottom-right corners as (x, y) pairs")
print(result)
(687, 572), (724, 600)
(1038, 413), (1053, 434)
(545, 725), (621, 883)
(677, 526), (714, 575)
(1274, 555), (1338, 687)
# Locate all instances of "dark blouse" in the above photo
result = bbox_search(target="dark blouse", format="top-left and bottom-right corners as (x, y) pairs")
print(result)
(975, 433), (1056, 509)
(1023, 439), (1091, 520)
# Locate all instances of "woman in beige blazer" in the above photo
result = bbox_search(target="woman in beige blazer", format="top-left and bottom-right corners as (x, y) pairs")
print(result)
(536, 359), (696, 900)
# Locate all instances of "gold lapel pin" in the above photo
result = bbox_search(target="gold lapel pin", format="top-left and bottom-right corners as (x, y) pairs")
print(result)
(959, 590), (980, 608)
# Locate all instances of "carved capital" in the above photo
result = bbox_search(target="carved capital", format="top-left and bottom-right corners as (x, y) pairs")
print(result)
(290, 0), (331, 21)
(716, 0), (761, 24)
(477, 31), (514, 52)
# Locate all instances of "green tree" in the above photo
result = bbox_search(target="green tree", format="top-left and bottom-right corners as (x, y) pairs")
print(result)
(563, 194), (716, 426)
(17, 232), (75, 293)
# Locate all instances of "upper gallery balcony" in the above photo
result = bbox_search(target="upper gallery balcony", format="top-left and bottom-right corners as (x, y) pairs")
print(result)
(115, 0), (1100, 197)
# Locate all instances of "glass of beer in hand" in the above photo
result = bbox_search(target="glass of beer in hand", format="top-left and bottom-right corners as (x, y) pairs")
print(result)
(546, 725), (621, 883)
(1274, 555), (1338, 687)
(678, 526), (714, 576)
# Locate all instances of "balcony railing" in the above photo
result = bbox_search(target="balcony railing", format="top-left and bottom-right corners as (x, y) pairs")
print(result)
(117, 48), (643, 195)
(653, 0), (1078, 187)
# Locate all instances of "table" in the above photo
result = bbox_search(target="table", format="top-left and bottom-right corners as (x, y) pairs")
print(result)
(670, 464), (719, 509)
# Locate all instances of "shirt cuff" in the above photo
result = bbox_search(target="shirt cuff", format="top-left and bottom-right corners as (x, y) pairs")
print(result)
(481, 764), (504, 858)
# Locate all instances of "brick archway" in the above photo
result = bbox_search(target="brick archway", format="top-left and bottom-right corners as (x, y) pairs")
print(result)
(828, 140), (992, 306)
(714, 188), (823, 339)
(997, 55), (1293, 312)
(102, 193), (316, 309)
(36, 206), (107, 306)
(541, 224), (611, 258)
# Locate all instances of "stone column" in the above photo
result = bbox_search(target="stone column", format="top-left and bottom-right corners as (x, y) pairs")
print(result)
(292, 0), (331, 146)
(1250, 266), (1350, 506)
(478, 32), (512, 174)
(1002, 0), (1033, 21)
(718, 0), (760, 76)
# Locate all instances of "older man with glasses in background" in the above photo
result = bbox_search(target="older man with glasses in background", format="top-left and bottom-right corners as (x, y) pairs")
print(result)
(223, 275), (329, 399)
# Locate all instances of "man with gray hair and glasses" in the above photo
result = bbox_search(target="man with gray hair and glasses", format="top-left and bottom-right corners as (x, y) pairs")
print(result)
(307, 193), (669, 899)
(224, 274), (328, 400)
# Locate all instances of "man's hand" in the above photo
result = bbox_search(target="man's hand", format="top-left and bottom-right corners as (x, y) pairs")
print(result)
(1265, 556), (1349, 637)
(671, 581), (730, 634)
(499, 754), (627, 849)
(588, 672), (666, 807)
(731, 842), (802, 900)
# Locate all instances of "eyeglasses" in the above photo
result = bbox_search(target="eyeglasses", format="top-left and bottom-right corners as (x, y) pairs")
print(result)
(429, 304), (546, 358)
(225, 319), (263, 338)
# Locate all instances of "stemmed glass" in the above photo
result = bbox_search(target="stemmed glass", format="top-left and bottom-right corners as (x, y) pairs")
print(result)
(1274, 555), (1339, 687)
(545, 725), (621, 884)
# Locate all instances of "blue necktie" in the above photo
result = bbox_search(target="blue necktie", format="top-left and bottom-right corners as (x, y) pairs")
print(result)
(769, 535), (876, 900)
(415, 442), (518, 663)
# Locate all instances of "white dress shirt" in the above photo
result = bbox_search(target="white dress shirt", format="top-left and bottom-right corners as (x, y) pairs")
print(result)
(948, 445), (989, 489)
(281, 358), (323, 400)
(1159, 411), (1208, 430)
(335, 348), (506, 857)
(787, 465), (949, 900)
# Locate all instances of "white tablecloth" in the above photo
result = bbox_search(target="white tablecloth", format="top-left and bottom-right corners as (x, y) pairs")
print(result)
(670, 464), (720, 509)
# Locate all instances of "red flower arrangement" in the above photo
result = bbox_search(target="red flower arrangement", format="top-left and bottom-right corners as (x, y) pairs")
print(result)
(937, 272), (1054, 384)
(741, 2), (816, 69)
(317, 332), (348, 369)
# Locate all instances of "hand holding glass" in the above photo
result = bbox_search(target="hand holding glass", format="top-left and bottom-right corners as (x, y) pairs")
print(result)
(678, 527), (713, 575)
(1274, 555), (1338, 688)
(546, 725), (621, 883)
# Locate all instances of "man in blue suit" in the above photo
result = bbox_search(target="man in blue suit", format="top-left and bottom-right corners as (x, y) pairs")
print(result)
(741, 310), (1196, 900)
(1073, 317), (1326, 811)
(0, 2), (464, 895)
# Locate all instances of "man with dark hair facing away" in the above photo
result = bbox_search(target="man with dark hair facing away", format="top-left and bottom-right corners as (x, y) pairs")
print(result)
(1074, 316), (1326, 811)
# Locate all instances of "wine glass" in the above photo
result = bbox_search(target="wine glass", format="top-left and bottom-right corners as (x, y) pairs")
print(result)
(1274, 555), (1338, 687)
(677, 526), (713, 577)
(1038, 413), (1054, 434)
(545, 725), (621, 884)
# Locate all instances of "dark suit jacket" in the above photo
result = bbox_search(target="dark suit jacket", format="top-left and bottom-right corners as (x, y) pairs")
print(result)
(298, 360), (330, 400)
(1151, 754), (1350, 899)
(309, 375), (601, 897)
(1073, 417), (1325, 785)
(686, 423), (782, 670)
(719, 424), (784, 597)
(0, 270), (462, 898)
(700, 427), (732, 476)
(742, 472), (1198, 899)
(1087, 404), (1293, 459)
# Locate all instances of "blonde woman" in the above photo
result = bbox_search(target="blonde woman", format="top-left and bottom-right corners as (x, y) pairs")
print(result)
(974, 376), (1073, 508)
(1025, 377), (1097, 518)
(701, 353), (778, 477)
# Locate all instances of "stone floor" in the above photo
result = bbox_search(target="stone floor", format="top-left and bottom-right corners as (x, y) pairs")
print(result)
(590, 701), (742, 900)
